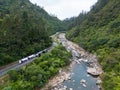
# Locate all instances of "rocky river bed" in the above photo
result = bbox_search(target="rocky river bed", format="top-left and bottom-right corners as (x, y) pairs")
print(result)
(41, 33), (103, 90)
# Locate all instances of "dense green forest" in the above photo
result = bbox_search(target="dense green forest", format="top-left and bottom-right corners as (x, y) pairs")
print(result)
(66, 0), (120, 90)
(0, 0), (64, 66)
(1, 45), (71, 90)
(1, 0), (120, 90)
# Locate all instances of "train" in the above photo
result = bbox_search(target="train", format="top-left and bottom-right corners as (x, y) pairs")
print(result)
(18, 49), (48, 64)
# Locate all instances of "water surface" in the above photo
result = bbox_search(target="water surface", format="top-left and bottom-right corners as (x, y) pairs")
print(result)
(62, 62), (99, 90)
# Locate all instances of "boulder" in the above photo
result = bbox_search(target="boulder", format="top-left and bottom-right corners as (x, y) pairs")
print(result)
(96, 79), (102, 85)
(83, 84), (87, 87)
(64, 86), (67, 89)
(80, 79), (86, 83)
(80, 79), (87, 87)
(69, 88), (73, 90)
(87, 67), (99, 76)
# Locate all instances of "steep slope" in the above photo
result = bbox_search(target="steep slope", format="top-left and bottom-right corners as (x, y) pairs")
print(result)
(0, 0), (63, 66)
(66, 0), (120, 90)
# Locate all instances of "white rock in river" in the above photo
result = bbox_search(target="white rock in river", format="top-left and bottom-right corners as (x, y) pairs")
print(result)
(87, 74), (90, 77)
(78, 58), (83, 62)
(72, 50), (79, 58)
(69, 88), (73, 90)
(87, 68), (99, 76)
(59, 89), (63, 90)
(83, 59), (88, 62)
(80, 79), (87, 87)
(67, 47), (72, 52)
(73, 80), (75, 82)
(80, 79), (86, 83)
(96, 79), (102, 85)
(83, 84), (87, 87)
(54, 88), (57, 90)
(64, 86), (67, 89)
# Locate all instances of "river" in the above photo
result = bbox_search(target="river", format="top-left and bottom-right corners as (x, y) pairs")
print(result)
(41, 33), (102, 90)
(58, 33), (101, 90)
(62, 62), (99, 90)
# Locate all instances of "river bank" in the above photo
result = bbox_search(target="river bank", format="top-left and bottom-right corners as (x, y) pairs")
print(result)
(41, 61), (75, 90)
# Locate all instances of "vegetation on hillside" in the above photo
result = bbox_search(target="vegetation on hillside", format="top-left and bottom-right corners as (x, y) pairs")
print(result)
(66, 0), (120, 90)
(0, 0), (64, 66)
(1, 0), (120, 89)
(1, 45), (71, 90)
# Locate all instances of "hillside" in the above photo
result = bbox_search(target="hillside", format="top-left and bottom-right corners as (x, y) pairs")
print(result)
(66, 0), (120, 90)
(0, 0), (63, 66)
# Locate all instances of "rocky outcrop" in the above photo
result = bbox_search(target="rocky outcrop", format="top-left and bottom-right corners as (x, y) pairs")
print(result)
(86, 54), (103, 76)
(87, 68), (100, 76)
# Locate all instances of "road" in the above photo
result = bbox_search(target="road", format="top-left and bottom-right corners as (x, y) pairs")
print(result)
(0, 42), (58, 77)
(0, 58), (35, 76)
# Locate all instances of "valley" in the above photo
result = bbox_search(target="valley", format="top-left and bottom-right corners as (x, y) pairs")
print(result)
(0, 0), (120, 90)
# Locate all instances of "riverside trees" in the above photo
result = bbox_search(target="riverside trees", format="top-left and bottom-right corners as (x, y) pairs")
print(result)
(1, 45), (71, 89)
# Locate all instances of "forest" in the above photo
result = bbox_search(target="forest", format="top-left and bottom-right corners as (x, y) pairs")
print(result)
(66, 0), (120, 90)
(0, 0), (65, 66)
(0, 0), (120, 90)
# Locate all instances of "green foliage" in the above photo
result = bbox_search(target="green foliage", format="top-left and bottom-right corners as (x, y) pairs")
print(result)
(0, 0), (65, 66)
(3, 45), (71, 89)
(66, 0), (120, 90)
(63, 12), (87, 31)
(8, 70), (19, 82)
